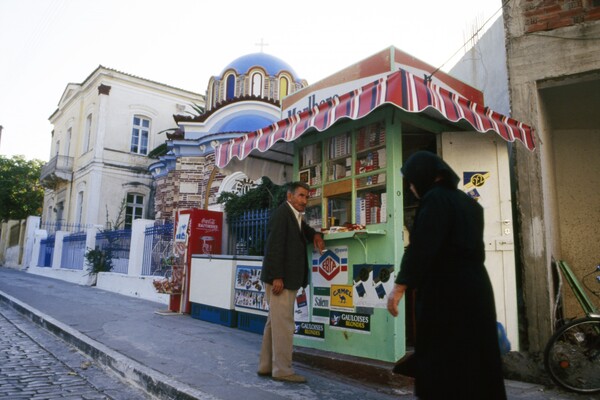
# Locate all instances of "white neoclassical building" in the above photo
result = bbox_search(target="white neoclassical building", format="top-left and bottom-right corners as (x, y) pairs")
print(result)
(40, 66), (205, 230)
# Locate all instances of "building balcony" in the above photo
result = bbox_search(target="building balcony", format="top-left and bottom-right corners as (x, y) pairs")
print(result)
(40, 155), (74, 188)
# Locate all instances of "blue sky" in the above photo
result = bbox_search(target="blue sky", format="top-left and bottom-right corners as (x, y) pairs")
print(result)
(0, 0), (502, 161)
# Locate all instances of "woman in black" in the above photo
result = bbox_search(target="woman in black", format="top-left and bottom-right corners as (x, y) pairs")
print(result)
(387, 151), (506, 399)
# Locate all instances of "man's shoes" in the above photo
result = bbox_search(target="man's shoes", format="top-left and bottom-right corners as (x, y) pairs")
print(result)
(272, 374), (307, 383)
(256, 370), (272, 377)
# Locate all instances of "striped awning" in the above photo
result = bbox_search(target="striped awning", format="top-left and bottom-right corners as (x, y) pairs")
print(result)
(215, 68), (535, 168)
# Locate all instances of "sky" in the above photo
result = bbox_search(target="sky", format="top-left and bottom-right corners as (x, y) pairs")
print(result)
(0, 0), (502, 162)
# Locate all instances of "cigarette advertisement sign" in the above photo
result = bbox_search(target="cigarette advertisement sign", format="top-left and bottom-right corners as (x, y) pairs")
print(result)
(463, 171), (490, 201)
(329, 311), (371, 334)
(330, 284), (354, 310)
(312, 286), (331, 323)
(294, 321), (325, 340)
(295, 287), (310, 322)
(352, 264), (395, 308)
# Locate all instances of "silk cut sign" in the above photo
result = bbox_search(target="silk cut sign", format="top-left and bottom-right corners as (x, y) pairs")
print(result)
(311, 246), (348, 286)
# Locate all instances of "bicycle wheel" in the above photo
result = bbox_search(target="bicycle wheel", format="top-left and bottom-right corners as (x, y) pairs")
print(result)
(544, 317), (600, 393)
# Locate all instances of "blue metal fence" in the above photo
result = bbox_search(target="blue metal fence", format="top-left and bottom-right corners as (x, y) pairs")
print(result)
(141, 222), (174, 276)
(41, 221), (96, 235)
(95, 229), (132, 274)
(38, 235), (55, 267)
(227, 209), (271, 256)
(61, 232), (87, 270)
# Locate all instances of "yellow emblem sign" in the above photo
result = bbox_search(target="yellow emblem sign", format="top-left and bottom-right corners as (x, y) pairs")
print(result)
(330, 284), (354, 309)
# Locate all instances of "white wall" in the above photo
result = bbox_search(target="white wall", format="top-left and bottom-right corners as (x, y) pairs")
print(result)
(449, 17), (510, 115)
(44, 67), (204, 228)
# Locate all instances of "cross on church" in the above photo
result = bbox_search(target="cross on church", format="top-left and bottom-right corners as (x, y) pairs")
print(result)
(255, 38), (269, 52)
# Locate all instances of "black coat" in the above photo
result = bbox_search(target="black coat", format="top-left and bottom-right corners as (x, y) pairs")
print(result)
(396, 184), (506, 400)
(261, 202), (319, 291)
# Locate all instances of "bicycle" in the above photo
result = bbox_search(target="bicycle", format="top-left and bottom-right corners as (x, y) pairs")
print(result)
(543, 260), (600, 394)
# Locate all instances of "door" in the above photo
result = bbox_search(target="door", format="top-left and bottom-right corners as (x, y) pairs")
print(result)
(441, 132), (519, 350)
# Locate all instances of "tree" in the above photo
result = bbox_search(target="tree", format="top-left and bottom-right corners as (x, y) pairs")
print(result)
(0, 155), (45, 221)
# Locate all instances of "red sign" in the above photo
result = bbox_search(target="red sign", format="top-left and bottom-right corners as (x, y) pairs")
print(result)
(313, 250), (347, 281)
(173, 209), (224, 314)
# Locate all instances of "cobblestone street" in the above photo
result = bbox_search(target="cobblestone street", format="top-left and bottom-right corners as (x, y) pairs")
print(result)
(0, 302), (147, 400)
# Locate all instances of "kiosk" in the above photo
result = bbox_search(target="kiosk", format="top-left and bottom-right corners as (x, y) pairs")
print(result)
(215, 58), (535, 363)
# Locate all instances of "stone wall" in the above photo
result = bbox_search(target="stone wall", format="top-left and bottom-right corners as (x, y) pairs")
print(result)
(524, 0), (600, 33)
(154, 154), (227, 221)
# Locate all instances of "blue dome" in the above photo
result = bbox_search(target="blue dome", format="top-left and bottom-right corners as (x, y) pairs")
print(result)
(216, 114), (275, 133)
(220, 53), (300, 80)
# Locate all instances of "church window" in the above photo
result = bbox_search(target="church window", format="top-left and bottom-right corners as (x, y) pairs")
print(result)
(251, 72), (263, 97)
(225, 74), (236, 100)
(130, 115), (150, 155)
(280, 76), (289, 98)
(125, 193), (144, 229)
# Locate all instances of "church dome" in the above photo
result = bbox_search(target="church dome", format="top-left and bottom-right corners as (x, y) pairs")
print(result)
(220, 53), (300, 80)
(207, 52), (307, 112)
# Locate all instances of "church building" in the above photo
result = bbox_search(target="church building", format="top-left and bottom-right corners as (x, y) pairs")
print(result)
(150, 52), (307, 220)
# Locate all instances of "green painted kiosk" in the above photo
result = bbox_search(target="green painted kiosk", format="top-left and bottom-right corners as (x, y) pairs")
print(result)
(215, 47), (535, 364)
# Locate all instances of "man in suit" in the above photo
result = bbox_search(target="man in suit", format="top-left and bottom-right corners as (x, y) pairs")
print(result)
(257, 181), (325, 383)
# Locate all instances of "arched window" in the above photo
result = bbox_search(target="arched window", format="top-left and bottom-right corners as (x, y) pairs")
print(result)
(225, 74), (236, 101)
(279, 76), (289, 98)
(251, 72), (263, 97)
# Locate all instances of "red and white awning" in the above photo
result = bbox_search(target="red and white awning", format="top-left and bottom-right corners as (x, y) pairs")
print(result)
(215, 68), (535, 168)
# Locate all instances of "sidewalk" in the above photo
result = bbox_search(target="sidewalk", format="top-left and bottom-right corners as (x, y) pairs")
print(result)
(0, 267), (591, 399)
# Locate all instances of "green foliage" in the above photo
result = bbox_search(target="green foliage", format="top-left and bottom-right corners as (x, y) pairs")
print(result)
(217, 177), (287, 218)
(84, 247), (113, 275)
(0, 155), (44, 221)
(186, 103), (205, 116)
(86, 197), (128, 276)
(147, 143), (168, 159)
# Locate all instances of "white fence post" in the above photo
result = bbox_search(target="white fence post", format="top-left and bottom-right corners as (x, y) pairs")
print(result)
(21, 216), (41, 269)
(128, 219), (155, 277)
(52, 231), (66, 269)
(29, 229), (48, 268)
(0, 221), (8, 264)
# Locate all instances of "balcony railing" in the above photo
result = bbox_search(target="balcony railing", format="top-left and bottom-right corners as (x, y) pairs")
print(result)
(40, 155), (74, 183)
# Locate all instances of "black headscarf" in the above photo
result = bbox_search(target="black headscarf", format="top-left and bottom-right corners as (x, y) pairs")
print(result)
(401, 151), (460, 197)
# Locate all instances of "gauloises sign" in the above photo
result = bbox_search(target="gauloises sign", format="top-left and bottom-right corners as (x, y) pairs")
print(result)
(281, 46), (484, 120)
(329, 311), (371, 333)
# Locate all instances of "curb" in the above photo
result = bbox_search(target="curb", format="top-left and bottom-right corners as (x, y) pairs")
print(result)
(0, 290), (218, 400)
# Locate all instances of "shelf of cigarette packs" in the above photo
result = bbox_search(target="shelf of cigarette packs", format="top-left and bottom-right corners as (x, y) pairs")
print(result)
(326, 131), (352, 182)
(305, 189), (323, 230)
(355, 174), (387, 225)
(299, 142), (322, 187)
(355, 121), (386, 174)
